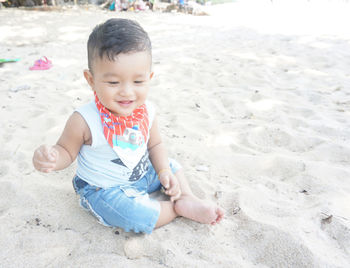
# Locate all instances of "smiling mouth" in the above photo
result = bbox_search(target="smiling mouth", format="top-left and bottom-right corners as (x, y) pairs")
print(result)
(118, 101), (134, 106)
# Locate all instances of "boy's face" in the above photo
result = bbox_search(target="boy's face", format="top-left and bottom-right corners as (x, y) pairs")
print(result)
(84, 51), (153, 117)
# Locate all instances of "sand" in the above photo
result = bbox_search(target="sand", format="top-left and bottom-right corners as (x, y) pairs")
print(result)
(1, 0), (350, 267)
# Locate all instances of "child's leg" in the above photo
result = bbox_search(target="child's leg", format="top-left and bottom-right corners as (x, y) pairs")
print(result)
(173, 169), (224, 225)
(155, 201), (178, 228)
(75, 176), (162, 234)
(154, 169), (224, 228)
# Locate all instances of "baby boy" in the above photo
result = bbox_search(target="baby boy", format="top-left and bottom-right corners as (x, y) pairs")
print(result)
(33, 18), (224, 234)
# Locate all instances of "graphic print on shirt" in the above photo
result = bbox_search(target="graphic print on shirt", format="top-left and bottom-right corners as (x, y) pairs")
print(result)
(112, 126), (147, 170)
(113, 126), (144, 150)
(111, 151), (150, 181)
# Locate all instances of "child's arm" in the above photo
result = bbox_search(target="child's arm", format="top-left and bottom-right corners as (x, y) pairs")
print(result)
(33, 112), (88, 173)
(148, 116), (181, 201)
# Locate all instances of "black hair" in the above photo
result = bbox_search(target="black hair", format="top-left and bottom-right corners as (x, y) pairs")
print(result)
(87, 18), (152, 71)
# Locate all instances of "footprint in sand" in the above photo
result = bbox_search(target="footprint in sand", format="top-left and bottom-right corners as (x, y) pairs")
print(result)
(239, 188), (297, 219)
(235, 215), (317, 267)
(261, 155), (306, 181)
(245, 126), (292, 152)
(123, 235), (167, 262)
(321, 215), (350, 256)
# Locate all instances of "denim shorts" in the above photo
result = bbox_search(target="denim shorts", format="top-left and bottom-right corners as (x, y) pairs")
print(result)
(72, 159), (181, 234)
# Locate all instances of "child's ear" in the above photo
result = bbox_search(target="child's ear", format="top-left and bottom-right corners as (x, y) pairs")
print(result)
(84, 69), (94, 89)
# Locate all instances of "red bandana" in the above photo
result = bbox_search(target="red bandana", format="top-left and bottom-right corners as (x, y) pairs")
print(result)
(94, 92), (149, 150)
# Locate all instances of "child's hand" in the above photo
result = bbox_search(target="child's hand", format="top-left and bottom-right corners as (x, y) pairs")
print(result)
(158, 170), (181, 202)
(32, 145), (59, 173)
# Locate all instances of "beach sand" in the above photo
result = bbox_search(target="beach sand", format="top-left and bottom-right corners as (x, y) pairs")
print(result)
(1, 0), (350, 266)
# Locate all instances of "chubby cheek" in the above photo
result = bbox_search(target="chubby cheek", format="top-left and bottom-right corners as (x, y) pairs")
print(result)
(138, 87), (150, 99)
(100, 92), (113, 104)
(95, 88), (110, 104)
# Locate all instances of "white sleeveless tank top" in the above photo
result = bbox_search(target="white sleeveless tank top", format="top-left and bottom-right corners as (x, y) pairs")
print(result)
(75, 101), (155, 188)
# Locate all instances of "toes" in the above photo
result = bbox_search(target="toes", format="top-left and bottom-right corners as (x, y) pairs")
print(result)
(216, 207), (225, 217)
(214, 207), (225, 224)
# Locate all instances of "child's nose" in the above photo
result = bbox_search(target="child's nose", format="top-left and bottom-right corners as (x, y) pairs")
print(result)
(119, 83), (133, 96)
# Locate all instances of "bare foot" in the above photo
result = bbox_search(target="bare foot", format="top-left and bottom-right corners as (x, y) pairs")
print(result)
(174, 194), (224, 225)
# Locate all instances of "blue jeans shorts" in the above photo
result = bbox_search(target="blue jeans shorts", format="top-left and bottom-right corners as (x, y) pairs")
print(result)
(72, 159), (181, 234)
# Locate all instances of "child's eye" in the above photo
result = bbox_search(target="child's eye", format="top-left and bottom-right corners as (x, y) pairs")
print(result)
(108, 81), (119, 85)
(134, 81), (144, 84)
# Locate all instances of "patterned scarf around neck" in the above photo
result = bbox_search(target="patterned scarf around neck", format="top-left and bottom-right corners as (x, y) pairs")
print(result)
(94, 92), (149, 152)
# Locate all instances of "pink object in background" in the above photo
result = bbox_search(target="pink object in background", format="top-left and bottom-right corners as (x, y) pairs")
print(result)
(29, 56), (52, 70)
